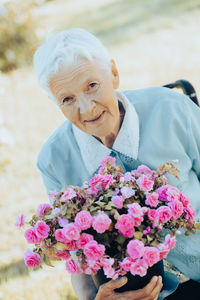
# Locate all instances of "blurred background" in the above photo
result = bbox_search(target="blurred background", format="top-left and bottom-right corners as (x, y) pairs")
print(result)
(0, 0), (200, 299)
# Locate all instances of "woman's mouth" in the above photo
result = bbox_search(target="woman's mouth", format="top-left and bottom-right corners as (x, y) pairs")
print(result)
(85, 111), (105, 123)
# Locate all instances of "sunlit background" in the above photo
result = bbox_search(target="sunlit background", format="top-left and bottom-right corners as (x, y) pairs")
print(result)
(0, 0), (200, 299)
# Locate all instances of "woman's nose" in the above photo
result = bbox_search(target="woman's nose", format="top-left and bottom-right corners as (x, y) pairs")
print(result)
(79, 96), (95, 114)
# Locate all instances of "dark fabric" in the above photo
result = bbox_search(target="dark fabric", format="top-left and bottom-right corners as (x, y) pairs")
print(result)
(165, 280), (200, 300)
(110, 150), (142, 172)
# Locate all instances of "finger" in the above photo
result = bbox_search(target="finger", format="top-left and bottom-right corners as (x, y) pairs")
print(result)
(140, 276), (159, 297)
(100, 277), (128, 295)
(150, 276), (163, 300)
(115, 276), (158, 299)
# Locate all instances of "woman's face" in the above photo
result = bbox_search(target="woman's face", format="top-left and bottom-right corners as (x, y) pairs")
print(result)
(49, 58), (120, 138)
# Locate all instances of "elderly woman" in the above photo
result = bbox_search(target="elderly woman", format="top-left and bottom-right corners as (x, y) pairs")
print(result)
(34, 28), (200, 300)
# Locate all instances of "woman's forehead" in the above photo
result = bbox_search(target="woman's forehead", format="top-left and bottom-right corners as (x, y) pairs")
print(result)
(50, 58), (108, 86)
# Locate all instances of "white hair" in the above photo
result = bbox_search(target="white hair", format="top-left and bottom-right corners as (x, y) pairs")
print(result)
(33, 28), (112, 104)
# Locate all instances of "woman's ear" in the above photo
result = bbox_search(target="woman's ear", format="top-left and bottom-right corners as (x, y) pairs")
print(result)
(111, 59), (119, 89)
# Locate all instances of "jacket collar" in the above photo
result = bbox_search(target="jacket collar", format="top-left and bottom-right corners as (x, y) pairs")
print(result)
(72, 90), (139, 175)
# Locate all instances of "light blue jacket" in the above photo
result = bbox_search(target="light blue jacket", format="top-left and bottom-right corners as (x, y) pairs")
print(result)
(37, 87), (200, 296)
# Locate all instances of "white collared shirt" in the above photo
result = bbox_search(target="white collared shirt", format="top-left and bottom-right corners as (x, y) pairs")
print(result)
(73, 90), (139, 175)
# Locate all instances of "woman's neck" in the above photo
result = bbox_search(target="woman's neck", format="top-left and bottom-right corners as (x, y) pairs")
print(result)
(95, 100), (125, 148)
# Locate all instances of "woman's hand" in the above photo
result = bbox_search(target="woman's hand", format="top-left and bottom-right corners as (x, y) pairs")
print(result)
(94, 276), (163, 300)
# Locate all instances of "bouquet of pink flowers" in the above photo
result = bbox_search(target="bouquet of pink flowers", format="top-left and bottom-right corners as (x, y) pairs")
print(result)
(16, 156), (199, 280)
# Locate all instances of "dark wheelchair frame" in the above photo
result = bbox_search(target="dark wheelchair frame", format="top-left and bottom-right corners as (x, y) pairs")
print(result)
(164, 79), (199, 107)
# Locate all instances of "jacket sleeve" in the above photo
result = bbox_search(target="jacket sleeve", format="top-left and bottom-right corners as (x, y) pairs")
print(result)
(186, 97), (200, 181)
(37, 155), (62, 202)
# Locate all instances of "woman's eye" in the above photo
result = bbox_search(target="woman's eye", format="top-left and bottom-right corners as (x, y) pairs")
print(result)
(88, 82), (99, 90)
(62, 97), (73, 104)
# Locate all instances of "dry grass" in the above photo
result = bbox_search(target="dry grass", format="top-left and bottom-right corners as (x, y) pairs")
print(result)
(0, 0), (200, 299)
(0, 263), (77, 300)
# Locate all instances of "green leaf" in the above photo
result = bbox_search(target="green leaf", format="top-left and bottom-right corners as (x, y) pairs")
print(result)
(147, 235), (153, 242)
(133, 231), (143, 239)
(95, 201), (105, 207)
(116, 235), (126, 245)
(110, 209), (117, 215)
(44, 215), (53, 220)
(105, 202), (115, 210)
(43, 255), (54, 267)
(105, 191), (114, 197)
(117, 245), (122, 251)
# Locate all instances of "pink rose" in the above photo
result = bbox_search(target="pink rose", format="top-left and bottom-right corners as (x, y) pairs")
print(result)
(24, 249), (42, 268)
(111, 195), (124, 209)
(35, 221), (50, 239)
(166, 186), (180, 202)
(52, 208), (61, 215)
(157, 185), (180, 202)
(145, 192), (159, 207)
(48, 190), (60, 203)
(123, 172), (135, 182)
(75, 211), (93, 230)
(100, 156), (116, 168)
(57, 217), (69, 227)
(113, 188), (120, 196)
(147, 209), (159, 221)
(87, 260), (101, 271)
(24, 228), (41, 244)
(92, 211), (112, 233)
(157, 243), (170, 259)
(15, 214), (26, 228)
(98, 167), (104, 175)
(143, 246), (160, 267)
(103, 266), (116, 279)
(119, 257), (135, 272)
(82, 266), (97, 275)
(100, 256), (114, 268)
(136, 175), (154, 192)
(115, 214), (135, 238)
(130, 258), (148, 277)
(156, 185), (169, 201)
(127, 203), (143, 218)
(55, 229), (67, 243)
(127, 239), (145, 259)
(185, 203), (196, 222)
(143, 226), (151, 236)
(89, 174), (103, 188)
(65, 240), (78, 251)
(83, 240), (105, 261)
(135, 165), (153, 177)
(63, 223), (81, 241)
(128, 203), (144, 226)
(142, 207), (149, 214)
(65, 258), (81, 274)
(76, 233), (94, 249)
(157, 206), (172, 223)
(120, 186), (135, 198)
(100, 175), (114, 189)
(168, 200), (183, 220)
(85, 187), (99, 197)
(180, 193), (190, 207)
(36, 203), (51, 216)
(55, 250), (70, 260)
(61, 188), (76, 201)
(164, 234), (176, 249)
(111, 269), (126, 280)
(89, 174), (114, 189)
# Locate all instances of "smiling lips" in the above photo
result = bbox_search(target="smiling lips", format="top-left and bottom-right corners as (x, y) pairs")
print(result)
(85, 111), (105, 122)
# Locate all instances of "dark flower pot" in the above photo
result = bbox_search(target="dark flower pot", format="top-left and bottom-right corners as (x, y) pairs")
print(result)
(92, 260), (164, 293)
